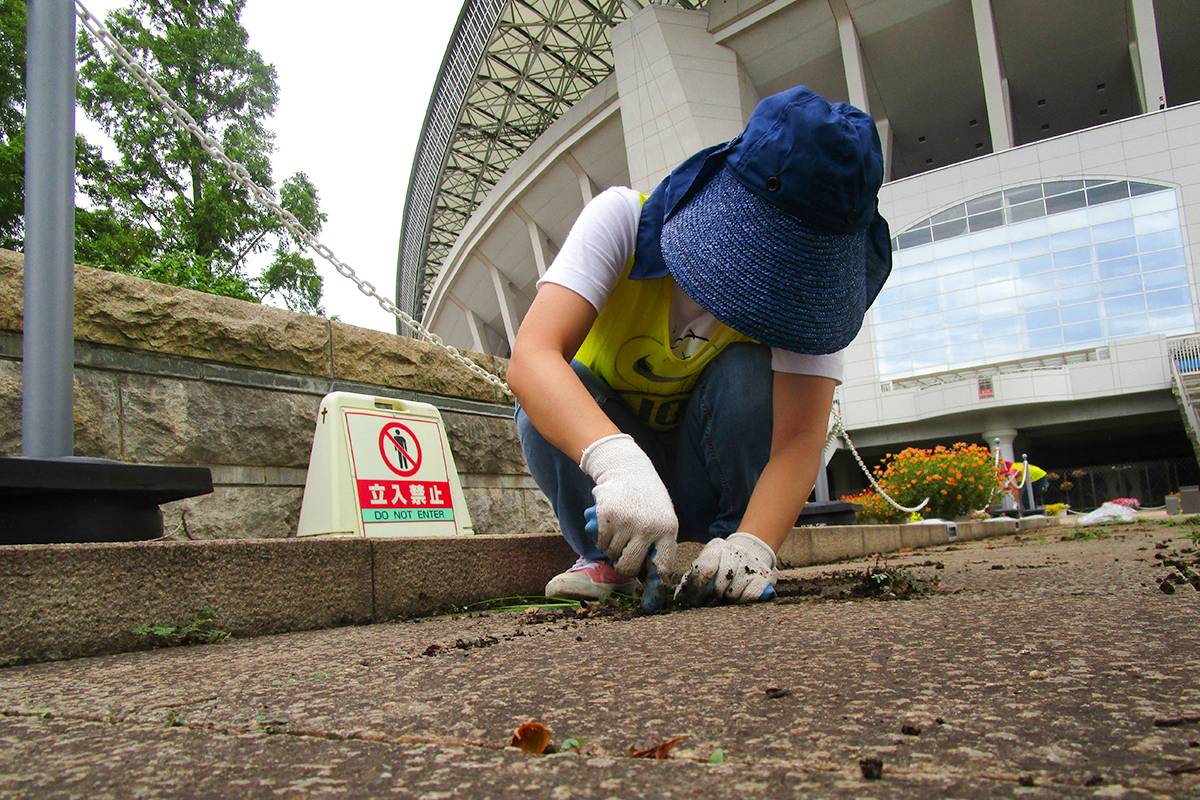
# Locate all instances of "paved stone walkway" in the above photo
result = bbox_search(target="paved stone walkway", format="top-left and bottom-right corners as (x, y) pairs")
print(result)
(1, 522), (1198, 798)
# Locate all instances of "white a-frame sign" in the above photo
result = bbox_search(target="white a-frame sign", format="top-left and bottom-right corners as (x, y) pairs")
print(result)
(297, 392), (473, 537)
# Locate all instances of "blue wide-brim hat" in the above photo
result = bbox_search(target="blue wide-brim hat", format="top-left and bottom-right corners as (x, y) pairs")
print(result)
(632, 85), (892, 355)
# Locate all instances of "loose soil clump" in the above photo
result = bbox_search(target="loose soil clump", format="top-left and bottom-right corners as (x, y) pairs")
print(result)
(775, 560), (940, 603)
(859, 756), (884, 780)
(1150, 538), (1200, 594)
(515, 600), (642, 626)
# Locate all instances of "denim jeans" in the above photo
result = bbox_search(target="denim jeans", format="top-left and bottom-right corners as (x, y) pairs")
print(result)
(514, 342), (773, 562)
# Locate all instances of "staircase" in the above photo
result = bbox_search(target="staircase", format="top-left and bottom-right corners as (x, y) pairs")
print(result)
(1169, 335), (1200, 467)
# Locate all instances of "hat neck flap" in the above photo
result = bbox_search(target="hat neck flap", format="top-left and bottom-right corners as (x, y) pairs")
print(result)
(632, 139), (735, 281)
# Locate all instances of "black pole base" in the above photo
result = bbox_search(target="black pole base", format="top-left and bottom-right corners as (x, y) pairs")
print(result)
(797, 500), (859, 526)
(0, 457), (213, 544)
(991, 507), (1045, 519)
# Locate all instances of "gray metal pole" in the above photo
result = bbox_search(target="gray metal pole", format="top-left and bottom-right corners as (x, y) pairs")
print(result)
(22, 0), (76, 458)
(1024, 455), (1037, 511)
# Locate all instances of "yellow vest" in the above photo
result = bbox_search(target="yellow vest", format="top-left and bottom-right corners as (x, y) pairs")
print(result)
(574, 195), (755, 431)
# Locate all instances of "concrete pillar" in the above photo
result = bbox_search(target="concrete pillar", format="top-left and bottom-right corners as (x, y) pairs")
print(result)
(983, 428), (1017, 463)
(1129, 0), (1167, 112)
(611, 5), (747, 191)
(513, 204), (557, 279)
(448, 295), (484, 353)
(737, 64), (761, 123)
(828, 0), (869, 112)
(827, 0), (892, 185)
(480, 253), (521, 350)
(876, 117), (893, 183)
(563, 153), (598, 205)
(969, 0), (1013, 151)
(463, 308), (484, 353)
(983, 427), (1018, 510)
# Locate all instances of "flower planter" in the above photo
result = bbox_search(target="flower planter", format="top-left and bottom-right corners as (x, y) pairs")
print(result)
(1165, 495), (1181, 516)
(1182, 486), (1200, 515)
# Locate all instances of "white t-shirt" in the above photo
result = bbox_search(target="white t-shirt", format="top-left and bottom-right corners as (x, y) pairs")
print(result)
(538, 187), (845, 383)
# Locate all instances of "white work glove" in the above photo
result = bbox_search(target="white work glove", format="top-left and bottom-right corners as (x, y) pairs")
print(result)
(675, 532), (778, 606)
(579, 433), (678, 577)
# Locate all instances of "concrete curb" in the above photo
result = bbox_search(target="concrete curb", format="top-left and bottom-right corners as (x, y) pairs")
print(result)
(0, 518), (1057, 666)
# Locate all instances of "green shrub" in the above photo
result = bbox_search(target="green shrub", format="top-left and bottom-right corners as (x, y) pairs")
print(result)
(133, 607), (230, 648)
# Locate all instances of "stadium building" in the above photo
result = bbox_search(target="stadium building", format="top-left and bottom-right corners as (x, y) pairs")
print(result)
(397, 0), (1200, 507)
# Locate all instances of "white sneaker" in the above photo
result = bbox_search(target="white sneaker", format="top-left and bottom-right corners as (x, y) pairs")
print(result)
(545, 558), (641, 600)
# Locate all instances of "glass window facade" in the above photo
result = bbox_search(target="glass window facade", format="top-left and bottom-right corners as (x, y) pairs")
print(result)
(874, 181), (1195, 381)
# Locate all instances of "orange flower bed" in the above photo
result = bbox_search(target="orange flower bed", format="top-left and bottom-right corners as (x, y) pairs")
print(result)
(841, 442), (1006, 523)
(840, 487), (907, 524)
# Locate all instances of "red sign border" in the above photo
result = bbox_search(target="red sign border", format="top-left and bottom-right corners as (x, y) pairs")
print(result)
(378, 421), (422, 477)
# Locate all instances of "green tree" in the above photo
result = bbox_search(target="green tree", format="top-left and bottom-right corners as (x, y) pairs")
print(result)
(71, 0), (326, 313)
(0, 0), (325, 313)
(0, 0), (124, 256)
(0, 0), (27, 249)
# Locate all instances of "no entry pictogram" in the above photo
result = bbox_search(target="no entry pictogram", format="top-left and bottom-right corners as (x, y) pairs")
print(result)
(378, 421), (422, 477)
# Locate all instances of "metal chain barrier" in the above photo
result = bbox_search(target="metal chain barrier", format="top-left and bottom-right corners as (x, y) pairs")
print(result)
(73, 0), (513, 400)
(825, 405), (929, 514)
(76, 0), (933, 515)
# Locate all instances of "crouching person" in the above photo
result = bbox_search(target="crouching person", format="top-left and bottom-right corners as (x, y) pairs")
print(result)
(507, 86), (892, 605)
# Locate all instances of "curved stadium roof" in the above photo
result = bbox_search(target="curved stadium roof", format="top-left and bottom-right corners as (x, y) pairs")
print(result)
(396, 0), (705, 329)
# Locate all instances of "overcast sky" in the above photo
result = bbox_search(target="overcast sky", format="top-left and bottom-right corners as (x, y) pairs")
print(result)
(75, 0), (462, 332)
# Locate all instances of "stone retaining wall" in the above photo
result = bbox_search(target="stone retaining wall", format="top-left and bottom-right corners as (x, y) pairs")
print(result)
(0, 250), (554, 537)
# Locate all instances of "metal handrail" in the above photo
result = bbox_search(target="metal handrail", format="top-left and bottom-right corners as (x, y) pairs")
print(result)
(1170, 357), (1200, 453)
(1168, 334), (1200, 375)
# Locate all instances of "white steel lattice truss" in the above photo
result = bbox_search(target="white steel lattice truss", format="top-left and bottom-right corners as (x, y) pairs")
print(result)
(397, 0), (703, 322)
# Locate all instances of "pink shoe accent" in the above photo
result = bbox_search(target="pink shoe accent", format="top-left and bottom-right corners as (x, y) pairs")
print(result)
(546, 559), (640, 600)
(566, 559), (626, 582)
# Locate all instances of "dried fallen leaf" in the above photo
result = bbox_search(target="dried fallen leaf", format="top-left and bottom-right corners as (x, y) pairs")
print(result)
(629, 735), (688, 759)
(510, 721), (552, 755)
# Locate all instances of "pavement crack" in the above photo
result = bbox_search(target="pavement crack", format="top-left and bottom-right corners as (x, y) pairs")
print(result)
(143, 695), (220, 711)
(3, 707), (506, 753)
(1167, 763), (1200, 775)
(4, 708), (142, 727)
(3, 707), (710, 764)
(721, 752), (1152, 792)
(1153, 714), (1200, 728)
(271, 724), (508, 753)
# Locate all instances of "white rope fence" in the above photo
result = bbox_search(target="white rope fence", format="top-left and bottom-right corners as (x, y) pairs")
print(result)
(823, 409), (929, 514)
(76, 0), (934, 515)
(1012, 454), (1030, 490)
